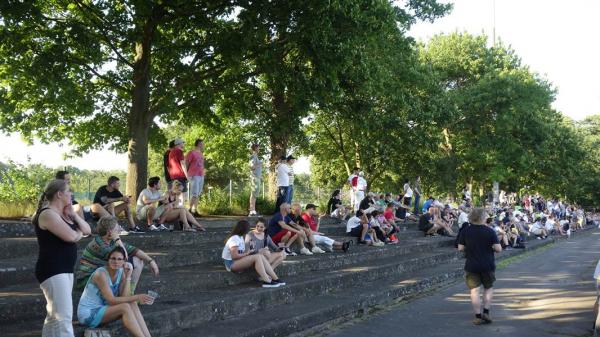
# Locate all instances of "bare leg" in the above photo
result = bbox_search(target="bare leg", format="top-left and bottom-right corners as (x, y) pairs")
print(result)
(190, 195), (198, 212)
(131, 257), (144, 292)
(259, 254), (279, 280)
(91, 203), (112, 218)
(101, 303), (145, 337)
(303, 228), (316, 247)
(470, 287), (482, 315)
(185, 210), (204, 230)
(360, 223), (368, 241)
(482, 287), (494, 311)
(178, 209), (191, 230)
(129, 302), (152, 337)
(267, 251), (285, 269)
(249, 196), (256, 213)
(145, 207), (156, 226)
(115, 203), (136, 229)
(231, 255), (270, 282)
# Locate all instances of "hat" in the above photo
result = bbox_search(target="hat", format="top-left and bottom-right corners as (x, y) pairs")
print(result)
(173, 138), (184, 146)
(287, 155), (296, 161)
(305, 203), (318, 210)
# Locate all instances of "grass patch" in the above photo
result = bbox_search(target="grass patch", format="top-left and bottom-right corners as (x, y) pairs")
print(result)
(0, 201), (37, 219)
(496, 242), (555, 269)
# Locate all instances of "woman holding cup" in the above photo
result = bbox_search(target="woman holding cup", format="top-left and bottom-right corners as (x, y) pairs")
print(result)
(77, 247), (153, 337)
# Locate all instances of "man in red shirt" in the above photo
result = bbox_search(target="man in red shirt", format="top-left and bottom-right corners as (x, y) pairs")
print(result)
(301, 204), (350, 252)
(167, 138), (189, 205)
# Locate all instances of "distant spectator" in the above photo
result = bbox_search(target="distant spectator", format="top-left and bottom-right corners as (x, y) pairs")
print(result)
(413, 176), (422, 215)
(245, 218), (286, 269)
(167, 138), (188, 205)
(34, 179), (91, 336)
(457, 205), (469, 229)
(399, 178), (412, 219)
(285, 155), (296, 204)
(418, 206), (444, 236)
(370, 210), (398, 244)
(268, 203), (312, 256)
(432, 207), (456, 236)
(530, 217), (548, 239)
(462, 185), (471, 203)
(91, 176), (142, 233)
(327, 189), (343, 215)
(158, 180), (205, 232)
(274, 156), (290, 212)
(136, 176), (168, 232)
(222, 220), (284, 288)
(354, 171), (368, 212)
(422, 196), (435, 214)
(77, 247), (153, 335)
(76, 216), (159, 291)
(186, 138), (205, 216)
(347, 167), (359, 211)
(55, 170), (85, 219)
(301, 204), (350, 252)
(359, 192), (375, 212)
(163, 140), (175, 186)
(248, 143), (263, 216)
(346, 210), (383, 246)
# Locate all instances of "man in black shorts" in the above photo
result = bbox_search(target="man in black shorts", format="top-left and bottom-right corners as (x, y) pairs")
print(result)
(458, 207), (502, 325)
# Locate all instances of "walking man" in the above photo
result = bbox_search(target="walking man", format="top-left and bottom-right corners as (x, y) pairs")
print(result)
(458, 207), (502, 325)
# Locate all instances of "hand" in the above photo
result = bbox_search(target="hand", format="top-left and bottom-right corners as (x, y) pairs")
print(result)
(122, 195), (130, 203)
(149, 260), (159, 277)
(123, 262), (133, 278)
(137, 294), (154, 305)
(63, 204), (76, 219)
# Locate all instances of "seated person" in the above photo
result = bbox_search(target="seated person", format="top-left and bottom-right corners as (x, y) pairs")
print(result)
(268, 203), (311, 256)
(157, 180), (205, 232)
(384, 203), (403, 224)
(245, 218), (286, 269)
(289, 202), (326, 254)
(418, 207), (445, 236)
(432, 207), (456, 236)
(136, 176), (168, 232)
(301, 204), (351, 252)
(327, 189), (343, 216)
(222, 220), (284, 288)
(530, 218), (548, 239)
(77, 247), (153, 336)
(370, 210), (398, 243)
(76, 216), (159, 291)
(346, 210), (383, 246)
(359, 193), (375, 212)
(364, 213), (386, 246)
(91, 176), (141, 233)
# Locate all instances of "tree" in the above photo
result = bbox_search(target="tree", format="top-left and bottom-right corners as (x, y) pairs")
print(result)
(0, 0), (248, 197)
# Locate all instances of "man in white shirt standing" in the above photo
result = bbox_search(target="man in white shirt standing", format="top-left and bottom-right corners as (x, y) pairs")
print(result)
(285, 155), (296, 204)
(275, 156), (290, 212)
(354, 171), (367, 212)
(347, 167), (359, 211)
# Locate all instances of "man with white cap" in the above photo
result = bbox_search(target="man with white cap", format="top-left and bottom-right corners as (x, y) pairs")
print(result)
(354, 171), (367, 212)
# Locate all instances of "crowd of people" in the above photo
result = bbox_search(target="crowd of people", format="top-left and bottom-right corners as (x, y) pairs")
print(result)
(32, 148), (599, 335)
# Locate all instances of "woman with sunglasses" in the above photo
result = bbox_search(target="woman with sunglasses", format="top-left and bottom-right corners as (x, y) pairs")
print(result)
(78, 247), (154, 337)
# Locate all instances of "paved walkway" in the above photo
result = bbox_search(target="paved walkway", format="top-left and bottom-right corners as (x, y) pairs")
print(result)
(326, 230), (600, 337)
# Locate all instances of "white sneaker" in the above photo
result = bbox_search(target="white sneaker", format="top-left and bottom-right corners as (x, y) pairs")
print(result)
(300, 247), (313, 255)
(373, 241), (385, 247)
(324, 245), (334, 252)
(157, 224), (168, 231)
(311, 246), (326, 254)
(149, 225), (160, 232)
(119, 230), (129, 236)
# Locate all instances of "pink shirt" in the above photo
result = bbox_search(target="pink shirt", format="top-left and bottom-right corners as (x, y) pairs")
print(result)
(186, 150), (205, 177)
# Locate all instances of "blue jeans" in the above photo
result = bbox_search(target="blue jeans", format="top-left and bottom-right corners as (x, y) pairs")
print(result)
(414, 195), (420, 215)
(286, 185), (294, 204)
(275, 186), (288, 212)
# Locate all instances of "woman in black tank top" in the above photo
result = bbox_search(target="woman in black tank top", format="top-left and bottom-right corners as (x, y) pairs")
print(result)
(34, 179), (91, 337)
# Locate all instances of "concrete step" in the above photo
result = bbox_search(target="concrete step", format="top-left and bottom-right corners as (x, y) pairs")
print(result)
(0, 237), (455, 324)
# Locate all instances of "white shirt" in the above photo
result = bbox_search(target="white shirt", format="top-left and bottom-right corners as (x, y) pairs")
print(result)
(275, 163), (290, 187)
(288, 164), (295, 185)
(356, 177), (367, 191)
(458, 211), (469, 228)
(531, 222), (543, 232)
(346, 216), (362, 233)
(545, 219), (555, 231)
(403, 183), (413, 198)
(136, 188), (162, 213)
(221, 235), (245, 260)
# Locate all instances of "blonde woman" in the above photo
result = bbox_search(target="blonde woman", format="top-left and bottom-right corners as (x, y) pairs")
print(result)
(158, 180), (205, 232)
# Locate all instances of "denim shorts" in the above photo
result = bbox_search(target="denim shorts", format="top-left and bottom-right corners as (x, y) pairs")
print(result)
(190, 176), (205, 197)
(223, 259), (234, 272)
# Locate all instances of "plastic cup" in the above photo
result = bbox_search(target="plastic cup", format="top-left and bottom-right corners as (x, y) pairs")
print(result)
(147, 290), (158, 305)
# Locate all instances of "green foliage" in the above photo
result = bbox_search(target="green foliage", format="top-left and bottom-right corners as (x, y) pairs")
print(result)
(0, 161), (53, 203)
(199, 188), (275, 216)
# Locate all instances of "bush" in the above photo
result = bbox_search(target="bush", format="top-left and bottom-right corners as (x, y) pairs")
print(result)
(199, 188), (275, 216)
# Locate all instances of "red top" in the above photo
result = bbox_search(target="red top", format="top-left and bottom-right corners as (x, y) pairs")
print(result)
(168, 148), (186, 179)
(186, 150), (205, 177)
(383, 209), (394, 221)
(351, 176), (358, 187)
(301, 212), (318, 232)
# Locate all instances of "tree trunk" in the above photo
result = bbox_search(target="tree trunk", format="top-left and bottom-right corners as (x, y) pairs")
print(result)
(267, 90), (290, 201)
(126, 17), (157, 199)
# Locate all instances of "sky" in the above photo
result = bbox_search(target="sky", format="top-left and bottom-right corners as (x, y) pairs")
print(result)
(1, 0), (598, 173)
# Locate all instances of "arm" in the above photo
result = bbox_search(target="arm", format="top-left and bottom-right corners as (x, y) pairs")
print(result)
(93, 270), (152, 305)
(492, 243), (502, 253)
(133, 249), (159, 276)
(457, 244), (465, 252)
(39, 211), (83, 243)
(142, 192), (163, 205)
(279, 221), (303, 234)
(229, 245), (252, 260)
(64, 206), (92, 235)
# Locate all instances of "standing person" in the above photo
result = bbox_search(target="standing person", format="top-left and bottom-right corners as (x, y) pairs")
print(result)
(458, 208), (502, 325)
(413, 176), (422, 215)
(55, 170), (87, 219)
(186, 139), (205, 216)
(34, 179), (92, 337)
(167, 138), (189, 206)
(163, 140), (175, 187)
(462, 185), (472, 204)
(274, 156), (290, 212)
(91, 176), (142, 233)
(248, 143), (263, 216)
(285, 155), (296, 204)
(354, 171), (367, 212)
(347, 167), (359, 210)
(77, 247), (153, 337)
(400, 178), (413, 219)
